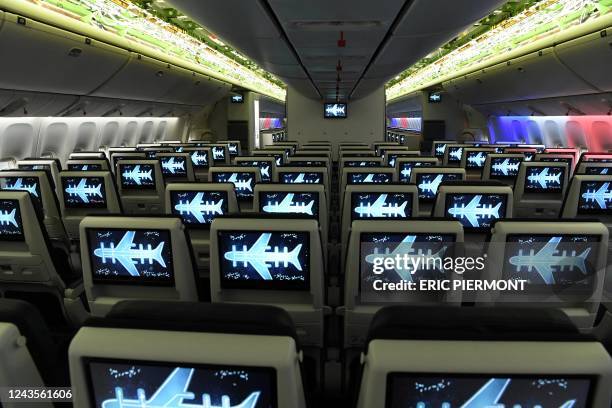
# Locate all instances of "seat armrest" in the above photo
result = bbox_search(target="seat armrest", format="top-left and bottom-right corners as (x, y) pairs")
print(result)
(64, 279), (84, 299)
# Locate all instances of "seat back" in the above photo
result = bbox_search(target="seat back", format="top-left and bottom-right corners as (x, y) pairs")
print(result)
(483, 153), (524, 186)
(209, 167), (260, 211)
(513, 161), (569, 218)
(116, 159), (166, 214)
(183, 147), (212, 181)
(65, 159), (110, 172)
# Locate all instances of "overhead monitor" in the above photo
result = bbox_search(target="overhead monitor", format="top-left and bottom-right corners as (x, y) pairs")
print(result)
(0, 176), (43, 219)
(347, 172), (393, 185)
(490, 156), (523, 179)
(444, 193), (508, 231)
(0, 198), (24, 241)
(85, 228), (174, 286)
(159, 156), (188, 178)
(386, 374), (593, 408)
(259, 192), (319, 218)
(170, 190), (229, 227)
(524, 166), (566, 193)
(212, 171), (255, 200)
(577, 181), (612, 214)
(217, 230), (310, 290)
(280, 172), (323, 184)
(61, 176), (107, 209)
(428, 91), (442, 103)
(324, 102), (347, 119)
(230, 93), (244, 103)
(351, 192), (413, 221)
(119, 163), (156, 190)
(415, 172), (464, 201)
(85, 359), (277, 408)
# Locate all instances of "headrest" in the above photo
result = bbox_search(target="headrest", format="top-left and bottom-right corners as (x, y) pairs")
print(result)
(85, 301), (299, 345)
(367, 306), (592, 346)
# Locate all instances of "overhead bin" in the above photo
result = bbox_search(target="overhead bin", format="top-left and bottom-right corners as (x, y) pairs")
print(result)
(555, 26), (612, 93)
(0, 12), (129, 95)
(0, 89), (77, 117)
(443, 47), (599, 105)
(161, 68), (230, 105)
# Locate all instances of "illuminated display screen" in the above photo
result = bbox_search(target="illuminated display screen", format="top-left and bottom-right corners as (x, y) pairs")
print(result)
(212, 172), (255, 200)
(398, 161), (436, 182)
(170, 190), (228, 227)
(385, 374), (592, 408)
(62, 176), (107, 209)
(347, 172), (392, 185)
(343, 160), (381, 168)
(0, 199), (24, 241)
(351, 192), (412, 221)
(490, 157), (522, 178)
(288, 160), (326, 167)
(446, 146), (464, 164)
(503, 234), (600, 290)
(280, 172), (323, 184)
(218, 231), (310, 290)
(433, 142), (447, 158)
(584, 166), (610, 175)
(324, 103), (347, 118)
(444, 193), (507, 231)
(186, 150), (210, 169)
(86, 228), (174, 286)
(119, 164), (156, 190)
(227, 142), (240, 156)
(238, 161), (273, 183)
(524, 166), (565, 193)
(0, 176), (43, 219)
(577, 181), (612, 214)
(211, 146), (227, 163)
(159, 156), (188, 178)
(67, 163), (103, 171)
(259, 192), (319, 219)
(86, 359), (277, 408)
(416, 172), (463, 201)
(465, 151), (490, 169)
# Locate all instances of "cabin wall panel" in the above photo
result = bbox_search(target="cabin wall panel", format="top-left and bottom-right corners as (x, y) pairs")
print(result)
(0, 13), (130, 96)
(0, 118), (41, 161)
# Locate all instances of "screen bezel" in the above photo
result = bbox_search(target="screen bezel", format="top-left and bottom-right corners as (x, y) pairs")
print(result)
(61, 176), (108, 209)
(118, 163), (157, 190)
(444, 193), (508, 232)
(523, 166), (566, 194)
(170, 190), (229, 229)
(577, 181), (612, 215)
(323, 102), (348, 119)
(490, 156), (523, 179)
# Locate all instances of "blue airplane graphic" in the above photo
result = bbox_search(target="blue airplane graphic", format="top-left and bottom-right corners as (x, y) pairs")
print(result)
(289, 173), (320, 184)
(447, 195), (502, 227)
(65, 178), (102, 203)
(224, 232), (303, 280)
(262, 193), (315, 216)
(0, 209), (18, 228)
(260, 165), (270, 178)
(161, 157), (185, 174)
(325, 103), (346, 117)
(400, 167), (412, 179)
(435, 144), (446, 156)
(388, 157), (397, 167)
(527, 167), (562, 189)
(174, 193), (224, 223)
(100, 367), (261, 408)
(212, 147), (225, 160)
(418, 174), (444, 195)
(358, 173), (387, 183)
(354, 194), (408, 218)
(449, 148), (463, 161)
(492, 158), (520, 176)
(467, 152), (487, 167)
(190, 151), (208, 166)
(509, 236), (591, 285)
(600, 168), (609, 175)
(227, 174), (253, 192)
(3, 178), (38, 197)
(228, 145), (238, 154)
(81, 165), (89, 171)
(122, 165), (153, 185)
(581, 182), (612, 209)
(93, 231), (166, 277)
(365, 235), (446, 282)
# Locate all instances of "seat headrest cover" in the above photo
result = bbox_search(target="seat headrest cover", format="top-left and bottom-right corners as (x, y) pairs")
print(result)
(367, 306), (592, 347)
(85, 301), (299, 345)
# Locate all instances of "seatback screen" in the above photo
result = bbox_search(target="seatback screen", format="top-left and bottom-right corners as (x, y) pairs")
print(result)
(465, 150), (489, 169)
(0, 199), (24, 241)
(584, 166), (610, 175)
(86, 228), (174, 285)
(578, 181), (612, 214)
(351, 193), (412, 221)
(490, 157), (522, 178)
(62, 176), (107, 208)
(159, 156), (187, 177)
(416, 172), (463, 201)
(344, 160), (380, 168)
(187, 150), (210, 169)
(212, 172), (255, 199)
(287, 160), (326, 167)
(446, 146), (464, 164)
(280, 172), (323, 184)
(86, 359), (277, 408)
(399, 161), (436, 182)
(227, 142), (239, 156)
(0, 176), (43, 218)
(503, 234), (600, 290)
(67, 163), (103, 171)
(119, 164), (156, 190)
(259, 192), (319, 218)
(524, 166), (565, 193)
(347, 172), (392, 185)
(170, 190), (228, 226)
(211, 146), (226, 163)
(385, 374), (592, 408)
(218, 231), (310, 290)
(444, 193), (507, 230)
(238, 161), (273, 183)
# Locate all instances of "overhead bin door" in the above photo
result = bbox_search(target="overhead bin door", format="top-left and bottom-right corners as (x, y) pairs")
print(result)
(0, 13), (129, 95)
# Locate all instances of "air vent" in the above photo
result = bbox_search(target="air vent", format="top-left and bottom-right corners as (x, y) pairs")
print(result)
(289, 20), (383, 31)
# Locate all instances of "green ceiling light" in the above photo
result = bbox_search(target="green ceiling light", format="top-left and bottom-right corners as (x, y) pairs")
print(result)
(17, 0), (286, 101)
(386, 0), (611, 101)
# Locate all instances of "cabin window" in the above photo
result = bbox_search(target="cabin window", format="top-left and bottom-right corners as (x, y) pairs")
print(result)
(512, 120), (526, 142)
(154, 121), (167, 141)
(75, 122), (97, 151)
(593, 121), (612, 150)
(100, 122), (119, 147)
(0, 123), (34, 159)
(526, 120), (542, 144)
(140, 121), (154, 143)
(544, 120), (563, 147)
(566, 121), (587, 149)
(40, 123), (68, 157)
(121, 121), (138, 146)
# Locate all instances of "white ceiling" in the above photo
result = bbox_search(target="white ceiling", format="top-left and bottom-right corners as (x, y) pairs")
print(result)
(167, 0), (505, 100)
